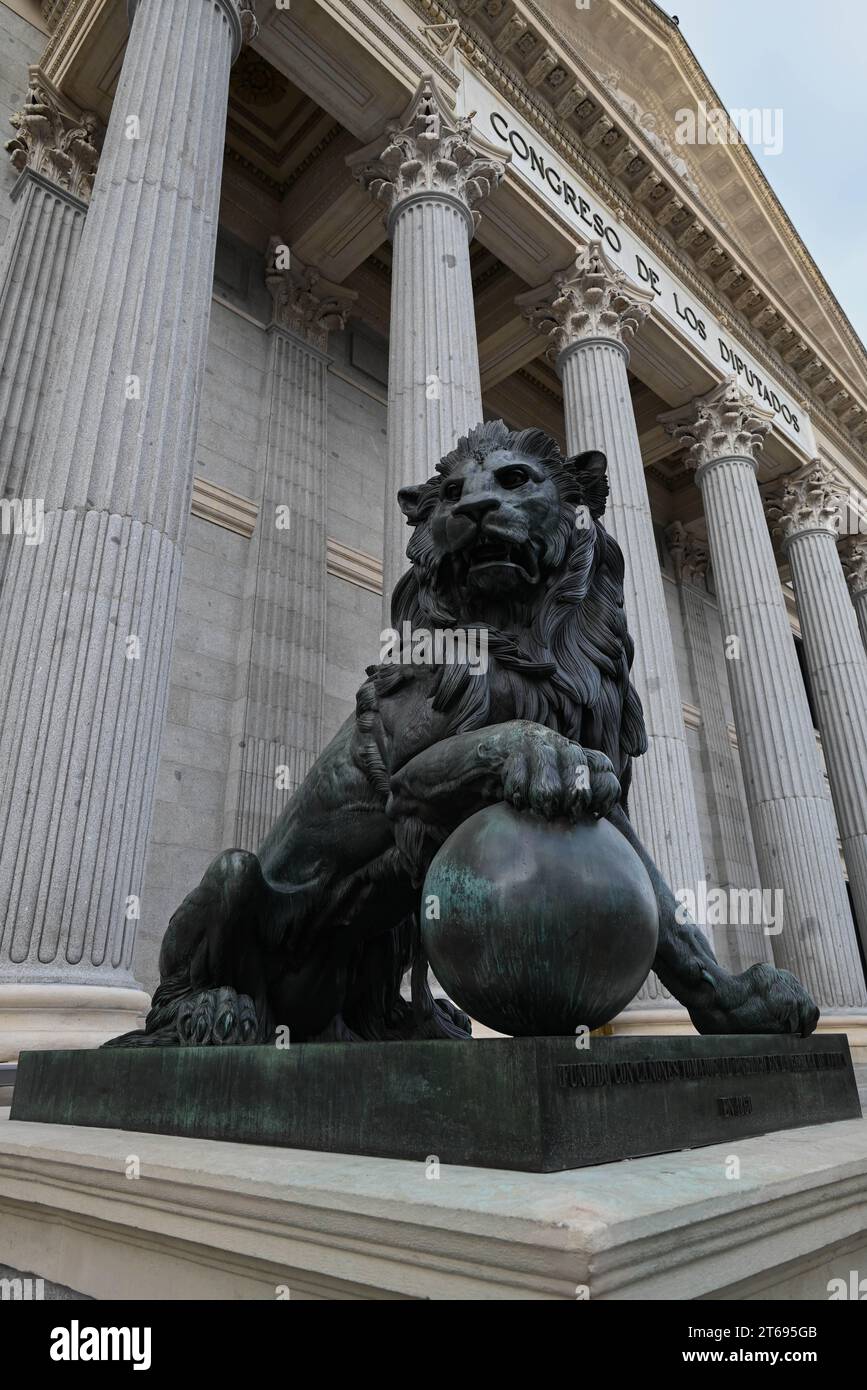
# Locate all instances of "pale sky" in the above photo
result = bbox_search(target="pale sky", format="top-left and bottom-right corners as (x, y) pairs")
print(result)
(658, 0), (867, 348)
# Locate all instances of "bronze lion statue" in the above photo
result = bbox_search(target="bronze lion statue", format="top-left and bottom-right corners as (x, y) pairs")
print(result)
(110, 421), (818, 1047)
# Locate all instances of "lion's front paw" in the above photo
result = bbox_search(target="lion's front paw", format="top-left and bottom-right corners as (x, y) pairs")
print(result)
(176, 987), (259, 1045)
(497, 725), (620, 821)
(687, 962), (819, 1038)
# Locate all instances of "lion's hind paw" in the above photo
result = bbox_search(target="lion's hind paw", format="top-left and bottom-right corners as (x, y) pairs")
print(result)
(176, 987), (259, 1045)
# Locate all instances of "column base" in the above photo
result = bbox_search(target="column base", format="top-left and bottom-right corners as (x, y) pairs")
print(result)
(0, 984), (151, 1062)
(599, 1007), (867, 1064)
(818, 1013), (867, 1066)
(599, 1007), (695, 1038)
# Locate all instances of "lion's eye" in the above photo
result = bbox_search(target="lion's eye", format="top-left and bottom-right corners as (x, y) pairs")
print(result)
(497, 467), (529, 490)
(442, 480), (463, 501)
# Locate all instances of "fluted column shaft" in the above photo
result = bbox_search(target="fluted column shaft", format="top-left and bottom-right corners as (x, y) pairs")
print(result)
(349, 76), (506, 617)
(667, 535), (769, 972)
(559, 340), (705, 901)
(695, 455), (865, 1006)
(0, 172), (86, 504)
(225, 241), (354, 850)
(840, 538), (867, 650)
(783, 524), (867, 960)
(0, 0), (244, 1052)
(233, 326), (330, 849)
(855, 587), (867, 649)
(383, 192), (482, 611)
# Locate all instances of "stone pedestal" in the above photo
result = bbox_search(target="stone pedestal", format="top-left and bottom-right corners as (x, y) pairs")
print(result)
(349, 75), (506, 615)
(12, 1035), (860, 1171)
(0, 0), (253, 1060)
(661, 381), (867, 1011)
(0, 80), (99, 504)
(228, 242), (355, 849)
(768, 460), (867, 963)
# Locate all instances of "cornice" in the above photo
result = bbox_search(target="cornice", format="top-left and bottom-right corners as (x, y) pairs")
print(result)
(223, 146), (283, 198)
(345, 0), (460, 91)
(404, 0), (867, 471)
(41, 0), (110, 78)
(42, 1), (72, 31)
(623, 0), (867, 386)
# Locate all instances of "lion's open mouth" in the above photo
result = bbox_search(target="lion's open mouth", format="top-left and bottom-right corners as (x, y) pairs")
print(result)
(458, 535), (540, 585)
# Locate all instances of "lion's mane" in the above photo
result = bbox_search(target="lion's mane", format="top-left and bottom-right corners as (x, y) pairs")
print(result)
(383, 420), (648, 788)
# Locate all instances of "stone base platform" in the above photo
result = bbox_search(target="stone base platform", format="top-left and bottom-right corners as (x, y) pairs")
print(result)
(9, 1035), (861, 1173)
(2, 1107), (867, 1299)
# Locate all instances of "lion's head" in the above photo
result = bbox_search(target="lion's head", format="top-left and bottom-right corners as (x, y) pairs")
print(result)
(385, 421), (647, 786)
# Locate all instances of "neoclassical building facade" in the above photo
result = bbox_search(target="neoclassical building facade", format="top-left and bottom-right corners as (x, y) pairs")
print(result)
(0, 0), (865, 1060)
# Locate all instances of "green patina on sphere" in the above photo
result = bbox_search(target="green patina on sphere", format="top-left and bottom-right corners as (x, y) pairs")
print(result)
(422, 803), (659, 1037)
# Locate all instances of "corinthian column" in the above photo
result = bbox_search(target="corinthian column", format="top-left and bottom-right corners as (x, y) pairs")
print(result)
(840, 537), (867, 648)
(349, 75), (506, 614)
(0, 78), (100, 503)
(229, 241), (356, 850)
(665, 523), (769, 974)
(661, 380), (866, 1010)
(767, 459), (867, 961)
(518, 243), (705, 914)
(0, 0), (256, 1061)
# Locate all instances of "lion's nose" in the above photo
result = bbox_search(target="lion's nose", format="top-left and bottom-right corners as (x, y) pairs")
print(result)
(453, 495), (501, 523)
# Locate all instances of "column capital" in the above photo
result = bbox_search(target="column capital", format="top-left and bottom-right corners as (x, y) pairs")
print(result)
(840, 535), (867, 599)
(516, 240), (654, 362)
(765, 457), (845, 551)
(265, 238), (357, 351)
(346, 74), (507, 237)
(658, 376), (774, 475)
(127, 0), (257, 60)
(239, 1), (259, 47)
(5, 77), (101, 202)
(665, 521), (709, 587)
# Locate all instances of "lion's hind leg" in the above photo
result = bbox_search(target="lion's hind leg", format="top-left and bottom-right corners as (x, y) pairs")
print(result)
(176, 986), (259, 1045)
(104, 848), (273, 1047)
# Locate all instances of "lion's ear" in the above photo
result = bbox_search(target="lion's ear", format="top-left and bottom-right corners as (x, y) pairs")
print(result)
(398, 476), (441, 525)
(397, 484), (426, 523)
(565, 449), (609, 520)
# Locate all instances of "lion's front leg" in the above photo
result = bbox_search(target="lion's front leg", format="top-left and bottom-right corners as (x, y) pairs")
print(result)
(386, 720), (620, 833)
(607, 805), (819, 1038)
